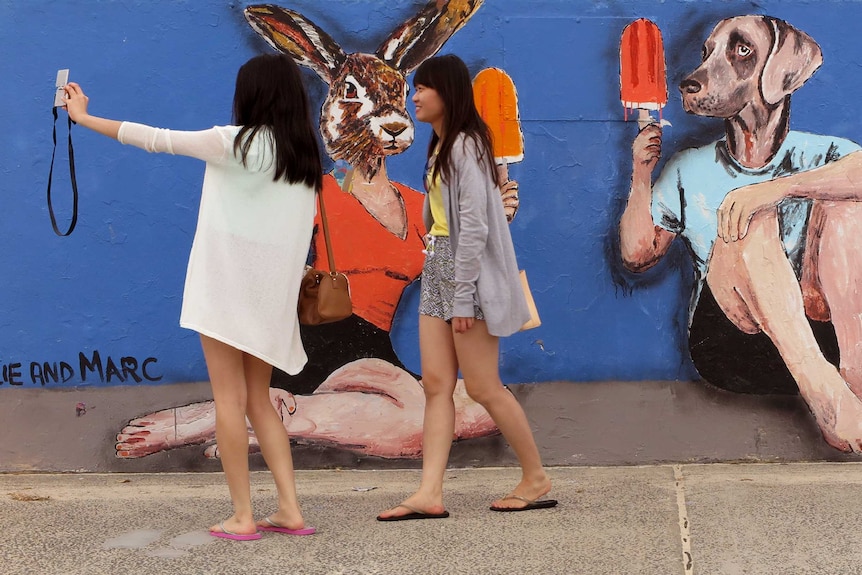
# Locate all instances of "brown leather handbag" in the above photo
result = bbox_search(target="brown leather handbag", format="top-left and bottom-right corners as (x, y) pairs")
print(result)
(297, 190), (352, 325)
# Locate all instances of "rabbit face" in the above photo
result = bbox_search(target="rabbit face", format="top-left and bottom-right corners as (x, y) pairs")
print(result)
(322, 54), (414, 175)
(245, 1), (483, 180)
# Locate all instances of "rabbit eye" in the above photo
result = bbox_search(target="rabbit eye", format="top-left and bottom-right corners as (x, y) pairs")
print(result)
(345, 82), (358, 99)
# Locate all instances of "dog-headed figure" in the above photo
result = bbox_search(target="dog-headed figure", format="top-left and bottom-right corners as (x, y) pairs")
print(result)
(621, 15), (862, 452)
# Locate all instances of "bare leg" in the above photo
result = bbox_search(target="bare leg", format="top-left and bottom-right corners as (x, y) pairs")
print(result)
(810, 201), (862, 395)
(199, 335), (257, 536)
(377, 315), (458, 518)
(708, 210), (862, 452)
(242, 354), (309, 531)
(454, 320), (551, 508)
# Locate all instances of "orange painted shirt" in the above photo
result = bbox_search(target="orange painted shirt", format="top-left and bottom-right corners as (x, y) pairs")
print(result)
(311, 175), (427, 331)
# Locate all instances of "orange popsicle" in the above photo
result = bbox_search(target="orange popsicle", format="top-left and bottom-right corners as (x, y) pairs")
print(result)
(620, 19), (667, 125)
(472, 68), (524, 165)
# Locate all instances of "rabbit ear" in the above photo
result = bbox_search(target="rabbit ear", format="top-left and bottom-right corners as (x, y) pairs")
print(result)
(761, 17), (822, 106)
(245, 4), (345, 82)
(375, 0), (483, 74)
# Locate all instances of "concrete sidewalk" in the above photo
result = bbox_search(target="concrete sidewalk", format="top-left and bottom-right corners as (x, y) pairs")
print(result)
(2, 463), (861, 575)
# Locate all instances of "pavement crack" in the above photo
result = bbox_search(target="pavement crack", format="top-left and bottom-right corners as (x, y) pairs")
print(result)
(674, 465), (694, 575)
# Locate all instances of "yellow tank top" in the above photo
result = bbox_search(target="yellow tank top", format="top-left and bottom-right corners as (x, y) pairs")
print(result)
(426, 146), (448, 236)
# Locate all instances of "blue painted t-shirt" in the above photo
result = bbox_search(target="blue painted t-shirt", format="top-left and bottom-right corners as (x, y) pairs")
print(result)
(651, 130), (860, 320)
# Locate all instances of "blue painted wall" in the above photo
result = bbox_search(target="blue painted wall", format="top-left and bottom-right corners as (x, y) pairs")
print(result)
(2, 0), (859, 389)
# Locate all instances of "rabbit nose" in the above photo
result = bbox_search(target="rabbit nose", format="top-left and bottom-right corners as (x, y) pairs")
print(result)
(382, 122), (408, 137)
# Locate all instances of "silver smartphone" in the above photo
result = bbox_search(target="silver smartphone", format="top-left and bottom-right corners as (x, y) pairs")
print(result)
(53, 69), (69, 107)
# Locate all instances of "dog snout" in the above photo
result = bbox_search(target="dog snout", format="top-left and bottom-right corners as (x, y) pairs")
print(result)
(679, 78), (702, 95)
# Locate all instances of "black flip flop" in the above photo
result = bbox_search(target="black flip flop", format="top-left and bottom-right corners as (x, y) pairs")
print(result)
(490, 495), (558, 512)
(377, 503), (450, 521)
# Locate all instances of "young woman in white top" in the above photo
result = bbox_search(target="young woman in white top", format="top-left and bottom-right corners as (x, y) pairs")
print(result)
(377, 54), (555, 521)
(63, 54), (323, 540)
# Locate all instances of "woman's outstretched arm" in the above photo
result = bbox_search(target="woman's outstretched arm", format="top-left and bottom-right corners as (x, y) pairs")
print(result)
(62, 82), (121, 139)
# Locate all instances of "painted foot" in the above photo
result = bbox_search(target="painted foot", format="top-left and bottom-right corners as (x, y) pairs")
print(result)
(808, 385), (862, 453)
(116, 402), (216, 458)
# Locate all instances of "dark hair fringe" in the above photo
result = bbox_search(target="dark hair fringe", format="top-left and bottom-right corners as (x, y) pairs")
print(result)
(232, 53), (323, 191)
(414, 54), (500, 188)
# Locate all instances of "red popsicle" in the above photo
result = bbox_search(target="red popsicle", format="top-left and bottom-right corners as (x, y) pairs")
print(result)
(620, 18), (667, 127)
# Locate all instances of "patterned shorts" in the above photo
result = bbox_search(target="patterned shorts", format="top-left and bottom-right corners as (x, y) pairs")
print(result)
(419, 235), (484, 322)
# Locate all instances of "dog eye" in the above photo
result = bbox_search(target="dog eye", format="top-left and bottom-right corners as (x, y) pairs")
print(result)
(701, 46), (708, 62)
(736, 44), (752, 58)
(345, 81), (358, 99)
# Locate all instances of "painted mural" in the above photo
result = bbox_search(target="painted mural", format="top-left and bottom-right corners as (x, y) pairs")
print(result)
(117, 0), (515, 460)
(619, 15), (862, 453)
(6, 1), (862, 471)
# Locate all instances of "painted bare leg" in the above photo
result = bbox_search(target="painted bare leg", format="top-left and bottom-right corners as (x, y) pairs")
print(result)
(314, 358), (496, 447)
(708, 210), (862, 452)
(812, 201), (862, 396)
(118, 358), (497, 460)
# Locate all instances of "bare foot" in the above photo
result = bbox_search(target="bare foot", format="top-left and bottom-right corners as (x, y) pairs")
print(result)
(210, 515), (257, 537)
(490, 475), (553, 510)
(256, 507), (307, 531)
(377, 493), (446, 520)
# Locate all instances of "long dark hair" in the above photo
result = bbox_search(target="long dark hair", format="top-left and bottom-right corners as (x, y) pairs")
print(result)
(413, 54), (500, 187)
(232, 53), (323, 191)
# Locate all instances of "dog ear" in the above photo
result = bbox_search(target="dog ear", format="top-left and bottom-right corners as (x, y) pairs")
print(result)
(245, 4), (345, 83)
(761, 18), (823, 106)
(375, 0), (483, 74)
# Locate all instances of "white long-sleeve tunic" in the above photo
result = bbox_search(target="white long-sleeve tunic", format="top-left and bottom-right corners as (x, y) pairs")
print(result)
(118, 122), (316, 375)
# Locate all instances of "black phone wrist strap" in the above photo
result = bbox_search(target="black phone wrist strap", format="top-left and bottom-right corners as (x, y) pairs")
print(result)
(47, 107), (78, 236)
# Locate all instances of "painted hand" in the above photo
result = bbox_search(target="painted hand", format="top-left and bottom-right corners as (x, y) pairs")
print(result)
(717, 182), (785, 242)
(632, 123), (662, 172)
(500, 179), (519, 222)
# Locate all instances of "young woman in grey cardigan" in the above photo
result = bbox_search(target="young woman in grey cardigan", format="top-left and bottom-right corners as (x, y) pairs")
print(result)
(378, 55), (556, 520)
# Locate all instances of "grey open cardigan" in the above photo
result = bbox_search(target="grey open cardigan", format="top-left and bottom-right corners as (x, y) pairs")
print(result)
(423, 133), (530, 337)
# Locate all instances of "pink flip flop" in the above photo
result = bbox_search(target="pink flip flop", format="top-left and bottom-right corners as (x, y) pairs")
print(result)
(258, 516), (317, 536)
(209, 522), (262, 541)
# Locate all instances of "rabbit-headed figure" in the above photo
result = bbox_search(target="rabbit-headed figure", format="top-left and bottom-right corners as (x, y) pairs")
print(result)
(112, 2), (503, 463)
(245, 2), (484, 395)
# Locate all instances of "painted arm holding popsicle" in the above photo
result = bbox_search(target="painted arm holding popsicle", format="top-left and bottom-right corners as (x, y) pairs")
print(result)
(473, 68), (524, 222)
(618, 19), (676, 272)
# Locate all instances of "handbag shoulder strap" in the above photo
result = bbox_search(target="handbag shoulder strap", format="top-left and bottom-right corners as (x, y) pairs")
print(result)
(316, 188), (337, 273)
